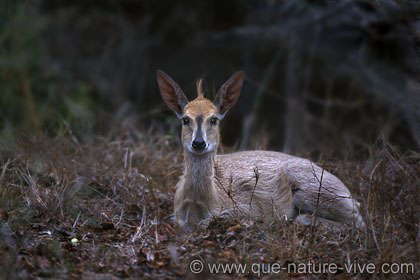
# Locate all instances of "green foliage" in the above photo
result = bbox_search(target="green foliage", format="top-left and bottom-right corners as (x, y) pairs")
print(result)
(0, 2), (96, 147)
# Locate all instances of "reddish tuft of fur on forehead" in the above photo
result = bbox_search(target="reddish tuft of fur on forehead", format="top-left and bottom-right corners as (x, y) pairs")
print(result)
(184, 97), (217, 117)
(196, 79), (204, 97)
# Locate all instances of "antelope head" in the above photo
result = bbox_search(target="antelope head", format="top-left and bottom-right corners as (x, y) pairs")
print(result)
(157, 70), (244, 155)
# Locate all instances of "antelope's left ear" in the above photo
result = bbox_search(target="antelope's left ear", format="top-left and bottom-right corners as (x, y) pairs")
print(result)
(214, 71), (244, 118)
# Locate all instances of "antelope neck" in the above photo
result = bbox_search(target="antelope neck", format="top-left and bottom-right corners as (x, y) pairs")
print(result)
(183, 150), (216, 193)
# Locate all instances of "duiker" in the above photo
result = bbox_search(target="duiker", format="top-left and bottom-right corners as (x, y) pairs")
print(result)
(157, 70), (365, 232)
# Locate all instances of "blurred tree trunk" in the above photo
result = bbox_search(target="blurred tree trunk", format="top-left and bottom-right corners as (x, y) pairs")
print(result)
(407, 79), (420, 149)
(283, 38), (305, 154)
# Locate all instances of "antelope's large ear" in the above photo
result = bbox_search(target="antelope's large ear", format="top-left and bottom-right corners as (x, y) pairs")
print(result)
(214, 71), (244, 118)
(157, 70), (188, 117)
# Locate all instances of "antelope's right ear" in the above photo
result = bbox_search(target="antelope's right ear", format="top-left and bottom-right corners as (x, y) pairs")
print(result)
(156, 70), (188, 117)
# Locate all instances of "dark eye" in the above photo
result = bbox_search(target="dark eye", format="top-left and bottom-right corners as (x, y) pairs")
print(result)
(210, 117), (218, 125)
(182, 117), (189, 125)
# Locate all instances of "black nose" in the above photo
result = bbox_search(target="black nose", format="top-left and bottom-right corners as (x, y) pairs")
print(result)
(192, 139), (206, 151)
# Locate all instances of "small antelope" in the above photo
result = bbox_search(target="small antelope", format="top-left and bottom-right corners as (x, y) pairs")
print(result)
(157, 70), (365, 232)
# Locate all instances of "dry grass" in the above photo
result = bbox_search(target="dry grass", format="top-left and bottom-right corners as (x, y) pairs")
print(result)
(0, 125), (419, 279)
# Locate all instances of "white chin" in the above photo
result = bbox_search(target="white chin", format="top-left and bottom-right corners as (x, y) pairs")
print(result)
(186, 145), (215, 155)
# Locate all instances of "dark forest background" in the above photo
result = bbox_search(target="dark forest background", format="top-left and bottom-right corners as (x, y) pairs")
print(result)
(1, 1), (420, 279)
(1, 0), (419, 156)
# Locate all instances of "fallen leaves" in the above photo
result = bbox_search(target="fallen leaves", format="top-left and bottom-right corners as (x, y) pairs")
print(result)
(227, 224), (241, 232)
(1, 133), (419, 279)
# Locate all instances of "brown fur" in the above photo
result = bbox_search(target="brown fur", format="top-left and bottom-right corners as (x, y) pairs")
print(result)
(157, 70), (365, 232)
(184, 97), (216, 118)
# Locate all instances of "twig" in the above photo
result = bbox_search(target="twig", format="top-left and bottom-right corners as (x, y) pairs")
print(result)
(248, 167), (260, 219)
(72, 211), (81, 228)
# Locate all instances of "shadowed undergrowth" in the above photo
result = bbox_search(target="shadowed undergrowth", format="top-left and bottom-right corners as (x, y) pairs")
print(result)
(0, 126), (419, 279)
